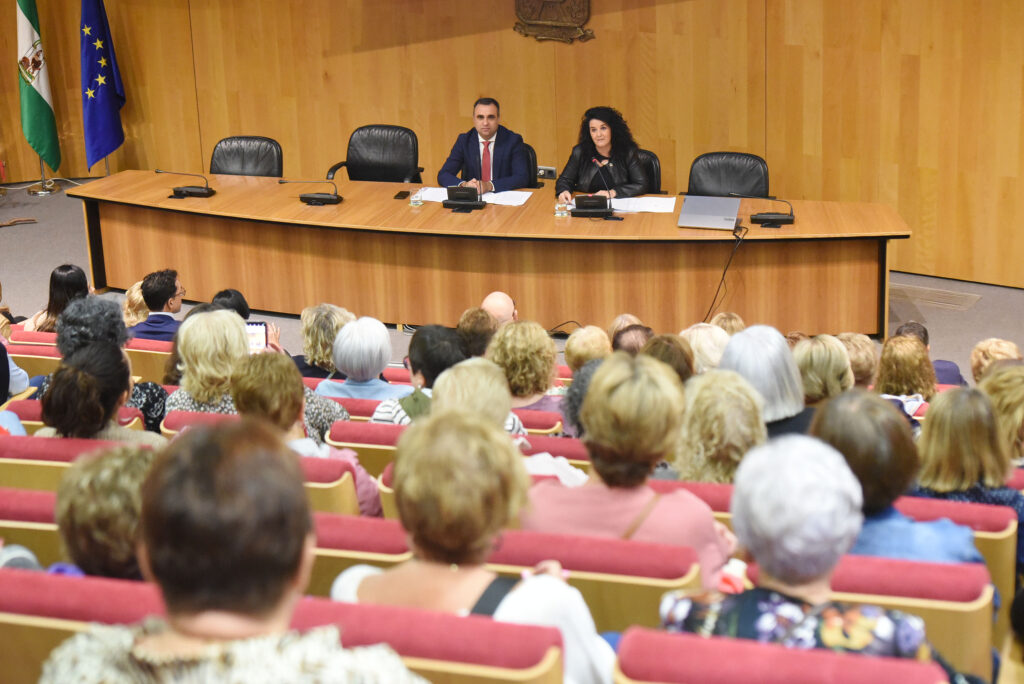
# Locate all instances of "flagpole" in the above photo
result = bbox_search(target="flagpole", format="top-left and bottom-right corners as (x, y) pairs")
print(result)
(27, 156), (59, 196)
(104, 157), (110, 177)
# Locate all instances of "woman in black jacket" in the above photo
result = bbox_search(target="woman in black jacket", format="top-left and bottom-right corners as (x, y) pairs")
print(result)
(556, 106), (648, 202)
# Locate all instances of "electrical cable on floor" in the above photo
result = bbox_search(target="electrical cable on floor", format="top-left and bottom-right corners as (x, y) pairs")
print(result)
(547, 320), (582, 335)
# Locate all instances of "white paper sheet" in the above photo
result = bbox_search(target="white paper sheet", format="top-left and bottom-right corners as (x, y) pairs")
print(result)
(414, 187), (533, 207)
(609, 196), (678, 213)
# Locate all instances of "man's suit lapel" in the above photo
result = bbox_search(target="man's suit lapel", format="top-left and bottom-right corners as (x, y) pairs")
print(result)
(464, 129), (480, 180)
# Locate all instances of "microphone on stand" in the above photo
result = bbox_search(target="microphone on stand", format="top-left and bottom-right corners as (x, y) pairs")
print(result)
(728, 192), (794, 228)
(154, 169), (216, 198)
(277, 179), (343, 205)
(591, 157), (615, 198)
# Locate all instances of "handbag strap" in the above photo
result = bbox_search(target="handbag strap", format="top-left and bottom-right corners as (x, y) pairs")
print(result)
(469, 576), (520, 617)
(621, 493), (662, 540)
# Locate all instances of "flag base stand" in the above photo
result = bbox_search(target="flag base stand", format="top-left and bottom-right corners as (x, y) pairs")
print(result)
(27, 179), (60, 196)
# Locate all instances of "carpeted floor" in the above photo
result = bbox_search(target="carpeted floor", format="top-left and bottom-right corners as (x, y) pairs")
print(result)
(3, 178), (1023, 377)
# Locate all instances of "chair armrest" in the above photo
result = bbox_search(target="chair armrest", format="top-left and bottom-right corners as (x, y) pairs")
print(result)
(326, 160), (347, 180)
(401, 167), (425, 184)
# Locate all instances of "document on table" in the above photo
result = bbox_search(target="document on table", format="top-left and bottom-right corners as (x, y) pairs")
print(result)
(609, 196), (678, 213)
(414, 187), (533, 206)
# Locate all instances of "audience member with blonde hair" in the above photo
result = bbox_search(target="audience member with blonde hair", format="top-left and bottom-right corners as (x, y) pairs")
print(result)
(431, 357), (526, 435)
(56, 445), (158, 578)
(971, 337), (1022, 384)
(331, 410), (614, 684)
(640, 334), (694, 384)
(874, 335), (936, 419)
(607, 312), (641, 342)
(232, 353), (379, 516)
(456, 306), (499, 357)
(564, 325), (611, 373)
(793, 334), (854, 405)
(293, 303), (355, 378)
(486, 321), (562, 415)
(810, 390), (982, 564)
(980, 365), (1024, 465)
(837, 332), (878, 388)
(667, 370), (766, 484)
(121, 281), (148, 328)
(908, 387), (1024, 576)
(317, 316), (412, 400)
(521, 352), (735, 590)
(679, 322), (729, 374)
(709, 311), (745, 335)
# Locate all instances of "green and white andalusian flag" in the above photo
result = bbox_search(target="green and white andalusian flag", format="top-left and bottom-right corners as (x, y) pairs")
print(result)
(18, 0), (61, 171)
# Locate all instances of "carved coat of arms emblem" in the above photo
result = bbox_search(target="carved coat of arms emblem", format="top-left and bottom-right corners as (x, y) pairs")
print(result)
(514, 0), (595, 44)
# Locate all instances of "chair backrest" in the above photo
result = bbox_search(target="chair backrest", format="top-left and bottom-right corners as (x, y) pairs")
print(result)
(327, 396), (379, 421)
(0, 568), (564, 684)
(209, 135), (283, 177)
(325, 421), (406, 476)
(522, 142), (543, 188)
(614, 627), (949, 684)
(512, 409), (563, 435)
(0, 487), (62, 565)
(687, 151), (769, 197)
(123, 339), (172, 384)
(1008, 467), (1024, 490)
(345, 125), (422, 183)
(298, 457), (360, 516)
(160, 410), (240, 437)
(8, 330), (56, 345)
(381, 366), (412, 384)
(4, 400), (143, 436)
(636, 148), (662, 194)
(518, 434), (590, 471)
(5, 344), (62, 378)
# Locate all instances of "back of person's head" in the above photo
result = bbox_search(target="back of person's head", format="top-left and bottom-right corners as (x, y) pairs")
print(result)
(894, 321), (929, 347)
(140, 269), (179, 311)
(212, 288), (250, 320)
(40, 264), (89, 331)
(231, 353), (304, 432)
(709, 311), (745, 335)
(608, 313), (642, 342)
(407, 325), (466, 389)
(56, 296), (127, 357)
(809, 390), (917, 515)
(140, 420), (312, 616)
(971, 338), (1022, 384)
(793, 334), (853, 404)
(56, 446), (157, 579)
(581, 352), (684, 488)
(394, 409), (529, 565)
(42, 342), (131, 438)
(300, 303), (355, 373)
(979, 365), (1024, 463)
(486, 321), (556, 398)
(332, 316), (392, 382)
(836, 332), (878, 388)
(176, 309), (248, 404)
(918, 387), (1009, 491)
(784, 331), (809, 349)
(432, 358), (513, 429)
(480, 291), (517, 325)
(732, 435), (863, 585)
(612, 324), (654, 355)
(162, 303), (224, 386)
(564, 325), (611, 373)
(674, 370), (766, 483)
(456, 307), (499, 357)
(679, 322), (730, 374)
(719, 325), (804, 422)
(562, 358), (603, 437)
(640, 334), (694, 384)
(875, 335), (936, 400)
(122, 281), (149, 328)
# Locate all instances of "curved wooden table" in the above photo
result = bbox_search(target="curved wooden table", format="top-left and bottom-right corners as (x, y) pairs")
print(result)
(68, 171), (910, 334)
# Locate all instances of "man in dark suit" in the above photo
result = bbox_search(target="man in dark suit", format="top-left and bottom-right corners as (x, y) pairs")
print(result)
(128, 269), (184, 342)
(437, 97), (530, 193)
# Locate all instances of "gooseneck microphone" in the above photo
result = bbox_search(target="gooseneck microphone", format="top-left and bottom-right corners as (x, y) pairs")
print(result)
(591, 158), (615, 198)
(277, 179), (343, 205)
(728, 192), (795, 228)
(154, 169), (216, 198)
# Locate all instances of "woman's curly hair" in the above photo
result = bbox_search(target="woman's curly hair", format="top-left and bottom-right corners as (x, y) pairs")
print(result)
(576, 106), (638, 160)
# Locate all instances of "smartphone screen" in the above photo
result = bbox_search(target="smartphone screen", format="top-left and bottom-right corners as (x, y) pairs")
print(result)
(394, 190), (411, 200)
(246, 321), (267, 353)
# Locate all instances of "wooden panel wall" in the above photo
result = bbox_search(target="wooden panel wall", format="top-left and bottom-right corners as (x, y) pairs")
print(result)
(765, 0), (1024, 286)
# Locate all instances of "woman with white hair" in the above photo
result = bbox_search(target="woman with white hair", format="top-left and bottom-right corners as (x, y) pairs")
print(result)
(660, 435), (963, 677)
(316, 317), (413, 400)
(679, 322), (730, 374)
(719, 325), (815, 437)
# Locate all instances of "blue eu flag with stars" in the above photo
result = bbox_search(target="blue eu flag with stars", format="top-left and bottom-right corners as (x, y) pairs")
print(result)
(80, 0), (125, 169)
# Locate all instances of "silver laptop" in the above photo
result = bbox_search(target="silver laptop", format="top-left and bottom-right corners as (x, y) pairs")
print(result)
(677, 195), (741, 230)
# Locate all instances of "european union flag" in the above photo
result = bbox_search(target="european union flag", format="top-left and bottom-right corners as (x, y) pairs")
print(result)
(80, 0), (125, 169)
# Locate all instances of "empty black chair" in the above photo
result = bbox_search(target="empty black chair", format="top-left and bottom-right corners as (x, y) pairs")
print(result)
(636, 148), (665, 194)
(209, 136), (283, 177)
(686, 152), (769, 197)
(522, 143), (543, 189)
(327, 125), (423, 183)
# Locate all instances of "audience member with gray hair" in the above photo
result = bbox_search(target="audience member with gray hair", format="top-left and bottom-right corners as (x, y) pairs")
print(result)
(719, 325), (814, 437)
(37, 297), (167, 432)
(660, 435), (966, 679)
(316, 317), (413, 400)
(561, 358), (603, 437)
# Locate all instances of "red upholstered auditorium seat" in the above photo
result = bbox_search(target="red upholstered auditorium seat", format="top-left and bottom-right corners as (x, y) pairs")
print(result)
(512, 409), (563, 435)
(0, 486), (56, 523)
(8, 330), (56, 345)
(518, 435), (590, 469)
(159, 410), (239, 437)
(325, 421), (406, 476)
(0, 434), (122, 463)
(381, 366), (412, 384)
(303, 376), (346, 391)
(556, 364), (572, 380)
(1007, 467), (1024, 490)
(613, 627), (948, 684)
(4, 344), (62, 377)
(327, 397), (380, 420)
(124, 338), (172, 352)
(5, 400), (143, 433)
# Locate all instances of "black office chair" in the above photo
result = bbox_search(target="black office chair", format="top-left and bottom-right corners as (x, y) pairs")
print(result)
(209, 136), (283, 177)
(686, 152), (769, 197)
(522, 143), (544, 189)
(636, 148), (666, 194)
(327, 125), (423, 183)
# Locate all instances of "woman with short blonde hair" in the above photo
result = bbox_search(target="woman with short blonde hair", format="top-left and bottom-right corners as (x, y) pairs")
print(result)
(679, 322), (729, 374)
(672, 370), (766, 483)
(875, 335), (936, 400)
(709, 311), (745, 336)
(431, 358), (525, 435)
(836, 332), (877, 388)
(296, 303), (355, 377)
(172, 310), (248, 406)
(121, 281), (149, 328)
(564, 325), (611, 373)
(486, 321), (558, 410)
(979, 365), (1024, 463)
(793, 334), (854, 404)
(971, 338), (1022, 384)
